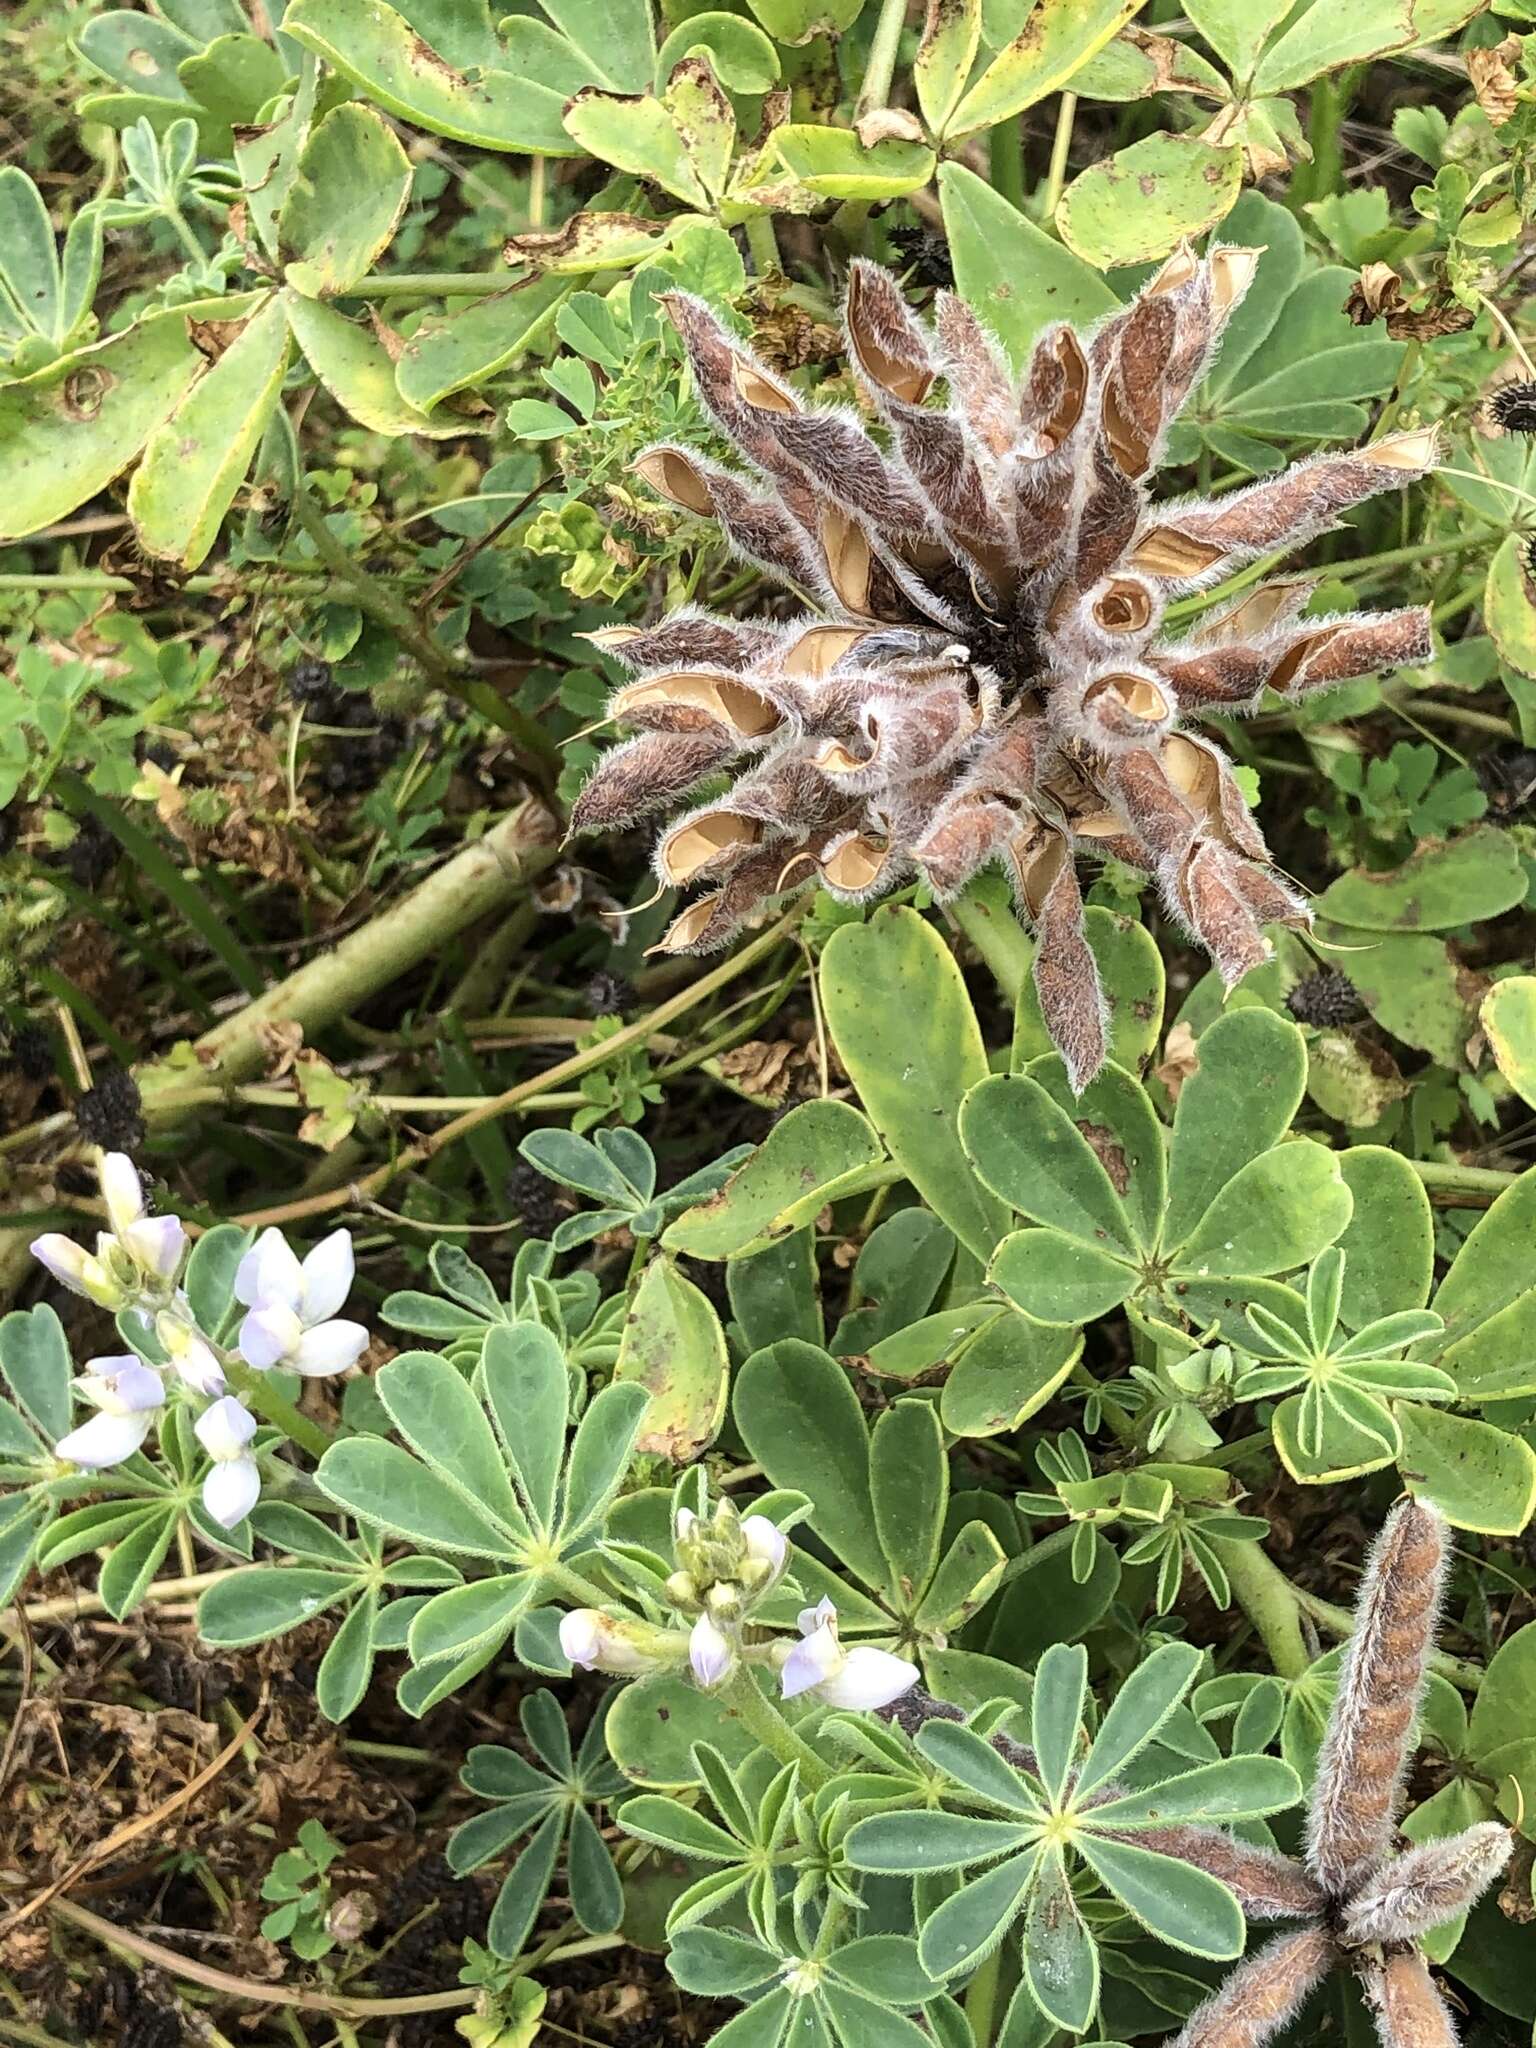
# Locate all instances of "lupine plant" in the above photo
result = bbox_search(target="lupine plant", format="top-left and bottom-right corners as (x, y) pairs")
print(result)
(5, 2), (1536, 2044)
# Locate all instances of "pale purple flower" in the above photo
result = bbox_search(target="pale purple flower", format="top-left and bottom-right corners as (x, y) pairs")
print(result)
(740, 1515), (788, 1585)
(54, 1356), (164, 1470)
(559, 1609), (659, 1675)
(32, 1153), (185, 1308)
(98, 1154), (186, 1279)
(779, 1597), (918, 1712)
(195, 1396), (260, 1529)
(689, 1611), (734, 1689)
(234, 1227), (368, 1376)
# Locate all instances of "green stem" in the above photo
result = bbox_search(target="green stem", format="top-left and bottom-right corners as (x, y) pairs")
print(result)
(167, 800), (558, 1088)
(964, 1943), (1003, 2048)
(989, 114), (1028, 213)
(949, 874), (1033, 1003)
(1409, 1159), (1517, 1198)
(721, 1663), (833, 1787)
(345, 271), (524, 298)
(855, 0), (909, 117)
(1041, 91), (1077, 219)
(1164, 534), (1490, 627)
(1293, 1583), (1484, 1692)
(745, 213), (780, 277)
(224, 1357), (333, 1459)
(1215, 1537), (1312, 1681)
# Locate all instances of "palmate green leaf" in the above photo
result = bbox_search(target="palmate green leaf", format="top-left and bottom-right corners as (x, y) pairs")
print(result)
(1183, 0), (1293, 76)
(1433, 1168), (1536, 1402)
(870, 1399), (947, 1602)
(283, 290), (466, 438)
(448, 1793), (557, 1873)
(829, 1934), (942, 2007)
(668, 1927), (782, 1998)
(938, 164), (1117, 375)
(989, 1229), (1135, 1326)
(619, 1795), (745, 1862)
(397, 271), (572, 413)
(1076, 1835), (1244, 1958)
(916, 0), (983, 133)
(1031, 1643), (1087, 1803)
(560, 1379), (652, 1541)
(1020, 1057), (1167, 1255)
(282, 0), (578, 153)
(1317, 828), (1527, 933)
(407, 1573), (533, 1663)
(316, 1589), (377, 1721)
(376, 1352), (526, 1535)
(1272, 1385), (1399, 1484)
(482, 1321), (566, 1532)
(940, 1309), (1081, 1440)
(0, 309), (203, 541)
(822, 908), (1009, 1262)
(774, 129), (937, 202)
(833, 1210), (955, 1354)
(820, 1983), (937, 2046)
(1336, 1146), (1434, 1325)
(316, 1438), (518, 1559)
(0, 1304), (73, 1442)
(488, 1808), (565, 1961)
(1077, 1643), (1201, 1797)
(196, 1567), (358, 1646)
(568, 1802), (624, 1933)
(1086, 1755), (1301, 1830)
(913, 1519), (1009, 1632)
(1023, 1847), (1097, 2033)
(1252, 0), (1481, 93)
(98, 1504), (179, 1620)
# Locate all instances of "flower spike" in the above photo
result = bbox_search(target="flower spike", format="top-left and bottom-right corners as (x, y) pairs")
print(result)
(579, 252), (1432, 1089)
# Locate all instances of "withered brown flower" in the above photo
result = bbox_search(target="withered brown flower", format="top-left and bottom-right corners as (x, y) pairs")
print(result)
(571, 249), (1435, 1089)
(1168, 1499), (1510, 2048)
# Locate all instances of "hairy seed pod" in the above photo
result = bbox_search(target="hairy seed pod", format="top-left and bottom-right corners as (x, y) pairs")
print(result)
(1170, 1927), (1334, 2048)
(1363, 1950), (1460, 2048)
(1306, 1499), (1449, 1898)
(1343, 1823), (1511, 1945)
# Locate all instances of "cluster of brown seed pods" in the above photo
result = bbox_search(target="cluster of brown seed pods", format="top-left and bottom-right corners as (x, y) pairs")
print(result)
(572, 243), (1436, 1089)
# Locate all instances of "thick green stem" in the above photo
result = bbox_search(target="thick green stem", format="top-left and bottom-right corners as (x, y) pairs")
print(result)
(949, 874), (1033, 1003)
(1408, 1159), (1517, 1199)
(964, 1944), (1004, 2047)
(745, 213), (780, 277)
(721, 1664), (833, 1787)
(162, 800), (557, 1088)
(1216, 1537), (1312, 1681)
(224, 1358), (333, 1458)
(1041, 92), (1077, 219)
(989, 114), (1028, 212)
(855, 0), (909, 117)
(347, 271), (525, 298)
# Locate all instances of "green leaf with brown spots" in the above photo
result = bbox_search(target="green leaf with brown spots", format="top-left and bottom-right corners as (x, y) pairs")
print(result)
(614, 1257), (729, 1462)
(1058, 133), (1243, 269)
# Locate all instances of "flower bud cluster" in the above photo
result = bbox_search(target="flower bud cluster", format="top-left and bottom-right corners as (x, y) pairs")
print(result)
(666, 1498), (790, 1690)
(31, 1154), (368, 1532)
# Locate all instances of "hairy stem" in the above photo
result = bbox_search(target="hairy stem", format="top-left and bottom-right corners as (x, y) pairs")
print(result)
(1216, 1537), (1312, 1681)
(720, 1664), (833, 1788)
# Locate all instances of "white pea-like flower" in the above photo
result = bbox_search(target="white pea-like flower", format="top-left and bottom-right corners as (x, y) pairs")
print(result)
(234, 1227), (369, 1376)
(194, 1396), (260, 1529)
(740, 1515), (789, 1586)
(559, 1609), (660, 1675)
(689, 1611), (735, 1690)
(779, 1597), (918, 1712)
(157, 1314), (226, 1397)
(54, 1357), (165, 1470)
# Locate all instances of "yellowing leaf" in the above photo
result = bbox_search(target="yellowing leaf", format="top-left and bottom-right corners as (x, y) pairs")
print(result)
(946, 0), (1143, 140)
(129, 292), (289, 568)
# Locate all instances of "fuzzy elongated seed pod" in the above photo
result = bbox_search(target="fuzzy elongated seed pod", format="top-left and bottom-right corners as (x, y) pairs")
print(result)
(1169, 1927), (1334, 2048)
(1342, 1822), (1512, 1945)
(1363, 1951), (1460, 2048)
(573, 251), (1434, 1086)
(1305, 1499), (1449, 1897)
